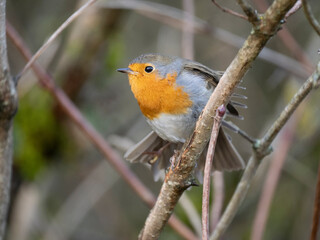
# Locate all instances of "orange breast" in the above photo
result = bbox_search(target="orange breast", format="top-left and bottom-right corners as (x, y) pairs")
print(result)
(128, 64), (192, 120)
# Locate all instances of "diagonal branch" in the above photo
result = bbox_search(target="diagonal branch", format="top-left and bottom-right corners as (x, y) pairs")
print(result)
(212, 0), (248, 21)
(236, 0), (260, 24)
(138, 0), (298, 239)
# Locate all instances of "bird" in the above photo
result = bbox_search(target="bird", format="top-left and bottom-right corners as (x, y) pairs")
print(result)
(117, 53), (246, 180)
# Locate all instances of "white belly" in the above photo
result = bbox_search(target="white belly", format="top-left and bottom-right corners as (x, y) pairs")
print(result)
(146, 112), (196, 143)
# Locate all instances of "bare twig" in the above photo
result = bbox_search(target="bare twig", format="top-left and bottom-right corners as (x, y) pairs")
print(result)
(0, 0), (18, 238)
(6, 22), (198, 240)
(19, 0), (97, 79)
(310, 160), (320, 240)
(285, 0), (302, 18)
(236, 0), (260, 24)
(99, 0), (311, 79)
(210, 60), (320, 240)
(212, 0), (248, 21)
(138, 0), (299, 239)
(302, 0), (320, 36)
(202, 105), (225, 240)
(251, 116), (298, 240)
(210, 172), (224, 231)
(182, 0), (194, 60)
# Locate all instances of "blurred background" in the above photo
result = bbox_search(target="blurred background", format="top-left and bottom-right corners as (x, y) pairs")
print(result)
(5, 0), (320, 239)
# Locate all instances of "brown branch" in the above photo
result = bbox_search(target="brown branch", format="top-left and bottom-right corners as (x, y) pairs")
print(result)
(211, 0), (248, 21)
(202, 105), (225, 240)
(6, 22), (198, 240)
(236, 0), (260, 24)
(302, 0), (320, 36)
(251, 116), (298, 240)
(0, 0), (18, 238)
(285, 0), (302, 18)
(310, 160), (320, 240)
(210, 172), (224, 231)
(138, 0), (299, 239)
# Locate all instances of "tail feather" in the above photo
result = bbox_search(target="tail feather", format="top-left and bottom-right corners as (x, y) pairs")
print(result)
(124, 131), (160, 163)
(124, 129), (245, 181)
(124, 131), (176, 181)
(213, 129), (245, 171)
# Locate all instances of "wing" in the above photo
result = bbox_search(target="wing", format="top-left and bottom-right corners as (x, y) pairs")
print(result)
(182, 60), (242, 116)
(183, 60), (223, 86)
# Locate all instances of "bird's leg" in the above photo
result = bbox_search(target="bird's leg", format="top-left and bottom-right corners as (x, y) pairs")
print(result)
(144, 142), (171, 164)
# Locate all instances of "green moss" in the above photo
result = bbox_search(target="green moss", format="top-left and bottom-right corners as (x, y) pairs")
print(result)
(14, 87), (65, 180)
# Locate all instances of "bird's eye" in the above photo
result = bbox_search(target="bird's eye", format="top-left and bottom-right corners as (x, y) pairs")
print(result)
(145, 66), (154, 73)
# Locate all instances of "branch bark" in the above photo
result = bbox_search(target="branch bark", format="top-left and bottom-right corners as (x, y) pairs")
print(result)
(138, 0), (298, 239)
(202, 105), (225, 240)
(0, 0), (18, 238)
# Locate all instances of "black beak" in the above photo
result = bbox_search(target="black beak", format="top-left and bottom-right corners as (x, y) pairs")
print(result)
(117, 68), (134, 74)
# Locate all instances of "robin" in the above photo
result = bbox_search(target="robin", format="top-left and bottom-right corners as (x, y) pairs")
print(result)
(117, 53), (246, 179)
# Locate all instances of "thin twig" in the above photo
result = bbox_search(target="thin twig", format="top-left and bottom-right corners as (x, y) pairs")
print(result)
(211, 0), (248, 21)
(99, 0), (311, 79)
(310, 160), (320, 240)
(302, 0), (320, 36)
(202, 105), (225, 240)
(285, 0), (302, 18)
(236, 0), (260, 24)
(182, 0), (194, 60)
(251, 116), (298, 240)
(210, 60), (320, 240)
(6, 22), (198, 240)
(210, 172), (224, 231)
(19, 0), (97, 79)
